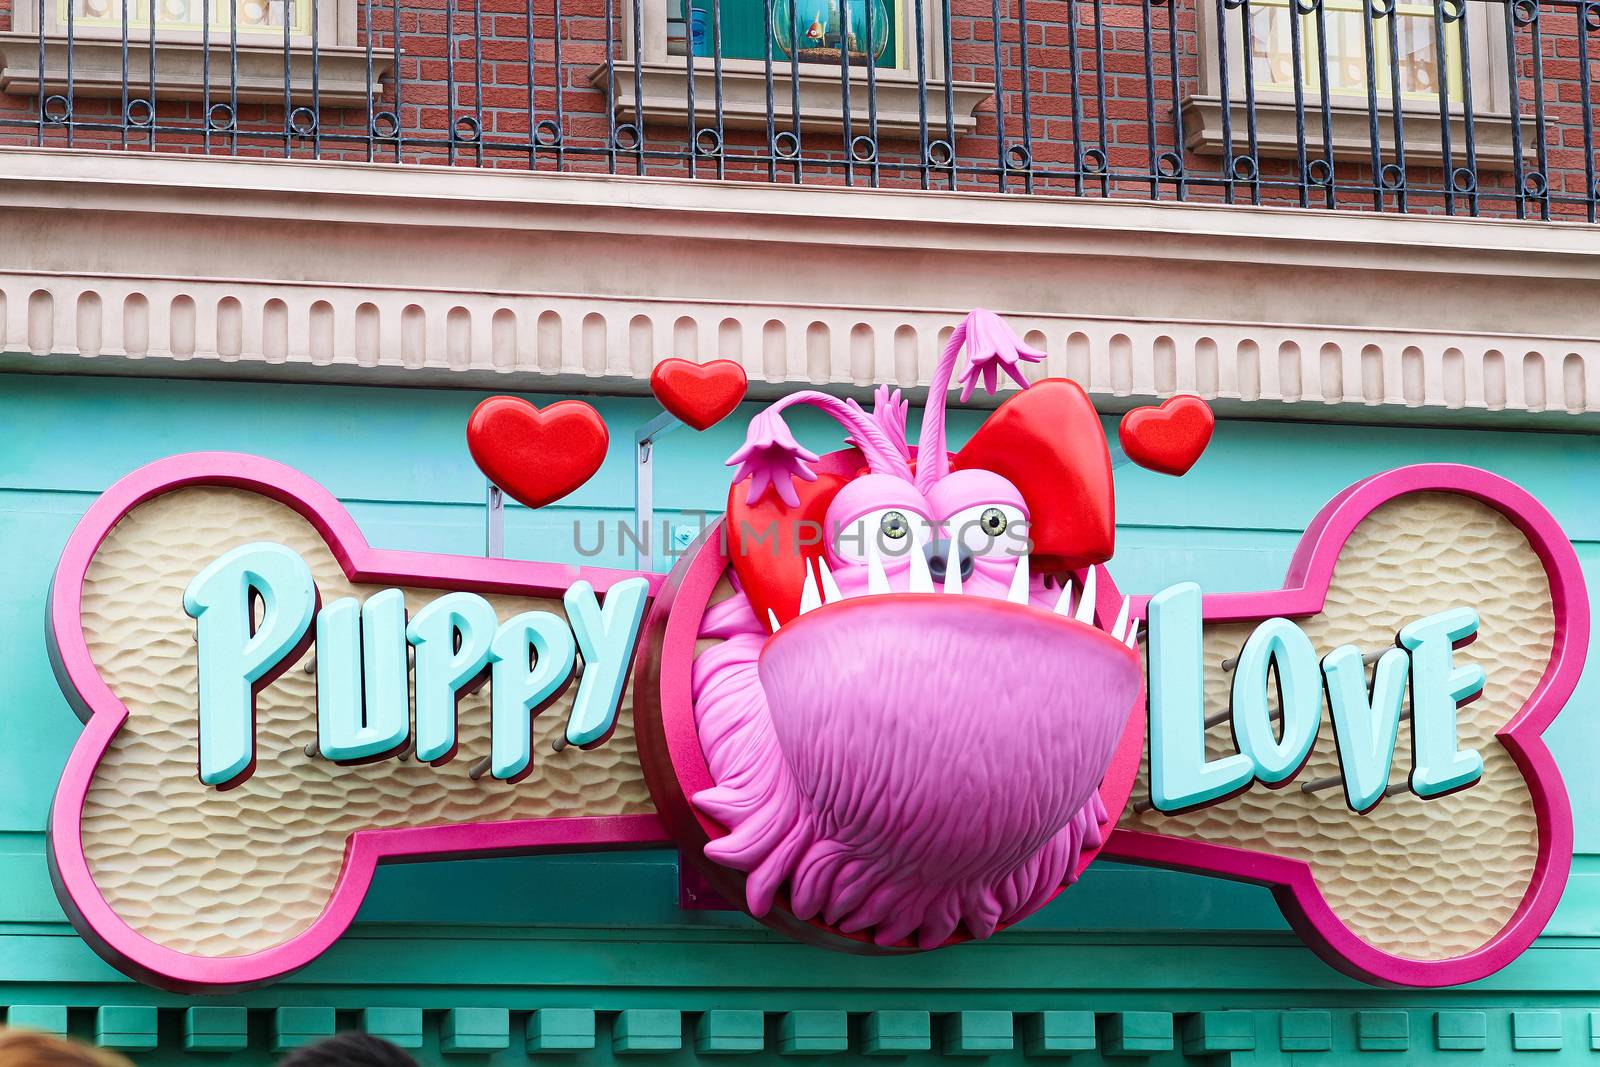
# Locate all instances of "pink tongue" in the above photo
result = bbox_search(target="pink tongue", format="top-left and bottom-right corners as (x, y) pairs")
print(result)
(756, 594), (1141, 883)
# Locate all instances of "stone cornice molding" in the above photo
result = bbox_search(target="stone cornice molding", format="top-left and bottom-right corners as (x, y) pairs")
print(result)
(1, 147), (1596, 423)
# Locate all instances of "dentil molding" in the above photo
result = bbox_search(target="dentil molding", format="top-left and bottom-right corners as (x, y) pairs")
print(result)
(0, 146), (1596, 424)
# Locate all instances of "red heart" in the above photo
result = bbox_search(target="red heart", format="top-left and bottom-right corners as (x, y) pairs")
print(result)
(466, 396), (609, 510)
(954, 378), (1116, 573)
(651, 359), (749, 431)
(1119, 395), (1215, 476)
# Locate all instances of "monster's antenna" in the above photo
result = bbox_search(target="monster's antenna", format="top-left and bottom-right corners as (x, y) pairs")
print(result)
(914, 310), (1045, 494)
(727, 390), (913, 506)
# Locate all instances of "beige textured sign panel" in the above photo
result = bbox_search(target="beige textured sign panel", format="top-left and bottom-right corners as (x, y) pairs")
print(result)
(1117, 492), (1549, 962)
(72, 482), (1554, 966)
(78, 486), (654, 959)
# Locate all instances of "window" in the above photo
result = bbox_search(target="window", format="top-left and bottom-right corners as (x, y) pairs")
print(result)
(0, 0), (384, 107)
(1249, 0), (1462, 103)
(596, 0), (991, 137)
(67, 0), (312, 38)
(1184, 0), (1521, 169)
(673, 0), (905, 70)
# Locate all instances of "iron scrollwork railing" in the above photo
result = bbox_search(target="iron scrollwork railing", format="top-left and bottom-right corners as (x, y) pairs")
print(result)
(1, 0), (1597, 219)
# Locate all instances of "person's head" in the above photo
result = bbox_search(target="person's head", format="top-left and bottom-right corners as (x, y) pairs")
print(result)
(278, 1033), (420, 1067)
(0, 1029), (134, 1067)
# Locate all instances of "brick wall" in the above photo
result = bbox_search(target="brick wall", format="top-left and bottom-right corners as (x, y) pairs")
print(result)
(1, 0), (1596, 219)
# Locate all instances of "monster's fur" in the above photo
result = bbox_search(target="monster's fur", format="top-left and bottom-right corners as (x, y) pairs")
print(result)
(690, 586), (1112, 949)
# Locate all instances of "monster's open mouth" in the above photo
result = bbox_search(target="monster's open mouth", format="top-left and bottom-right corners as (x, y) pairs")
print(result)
(769, 547), (1142, 651)
(690, 554), (1143, 950)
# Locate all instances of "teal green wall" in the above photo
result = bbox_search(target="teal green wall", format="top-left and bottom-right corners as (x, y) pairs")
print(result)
(2, 372), (1599, 1064)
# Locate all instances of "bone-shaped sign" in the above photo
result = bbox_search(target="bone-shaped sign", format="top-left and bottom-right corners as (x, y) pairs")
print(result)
(1107, 464), (1586, 988)
(46, 454), (672, 992)
(46, 454), (1584, 991)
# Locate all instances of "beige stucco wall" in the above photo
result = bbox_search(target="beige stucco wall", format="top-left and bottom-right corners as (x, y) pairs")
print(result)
(0, 146), (1597, 422)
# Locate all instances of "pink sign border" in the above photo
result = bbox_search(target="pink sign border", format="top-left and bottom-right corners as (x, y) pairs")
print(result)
(1103, 462), (1587, 988)
(46, 452), (671, 992)
(46, 456), (1586, 991)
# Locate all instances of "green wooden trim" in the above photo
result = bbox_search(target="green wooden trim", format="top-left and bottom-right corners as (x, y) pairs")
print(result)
(182, 1007), (248, 1053)
(361, 1007), (424, 1049)
(1180, 1010), (1255, 1054)
(863, 1010), (932, 1055)
(1022, 1011), (1095, 1057)
(614, 1009), (682, 1054)
(441, 1007), (511, 1053)
(1279, 1010), (1332, 1052)
(1511, 1009), (1564, 1051)
(940, 1011), (1013, 1055)
(694, 1010), (763, 1054)
(6, 1003), (1600, 1060)
(95, 1005), (158, 1051)
(778, 1011), (848, 1055)
(1433, 1010), (1487, 1051)
(271, 1007), (336, 1052)
(1357, 1010), (1411, 1052)
(5, 1005), (68, 1036)
(527, 1008), (597, 1053)
(1100, 1012), (1173, 1057)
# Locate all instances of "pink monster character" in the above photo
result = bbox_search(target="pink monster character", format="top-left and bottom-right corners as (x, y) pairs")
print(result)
(685, 309), (1147, 950)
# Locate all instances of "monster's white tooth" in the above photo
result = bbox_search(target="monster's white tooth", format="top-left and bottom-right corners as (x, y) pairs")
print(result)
(799, 565), (822, 615)
(907, 543), (935, 593)
(865, 539), (891, 596)
(1124, 620), (1140, 649)
(1111, 595), (1130, 642)
(817, 557), (844, 604)
(767, 608), (782, 633)
(942, 547), (963, 596)
(1006, 554), (1031, 605)
(1052, 579), (1074, 616)
(1074, 567), (1097, 625)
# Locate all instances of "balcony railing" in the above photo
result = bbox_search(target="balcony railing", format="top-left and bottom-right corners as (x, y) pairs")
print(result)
(0, 0), (1596, 219)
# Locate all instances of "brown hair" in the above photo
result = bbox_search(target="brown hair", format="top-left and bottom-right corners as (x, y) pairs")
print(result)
(279, 1034), (420, 1067)
(0, 1030), (135, 1067)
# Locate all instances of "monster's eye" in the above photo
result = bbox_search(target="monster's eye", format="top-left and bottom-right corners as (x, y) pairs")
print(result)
(833, 507), (932, 564)
(945, 503), (1028, 559)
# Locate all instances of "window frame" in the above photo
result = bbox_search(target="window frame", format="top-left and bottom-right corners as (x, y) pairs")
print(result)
(0, 0), (384, 106)
(592, 0), (994, 138)
(13, 0), (348, 46)
(1247, 0), (1469, 104)
(1201, 0), (1507, 114)
(1184, 0), (1525, 169)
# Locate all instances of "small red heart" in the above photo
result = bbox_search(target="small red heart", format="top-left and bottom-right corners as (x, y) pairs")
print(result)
(466, 396), (609, 510)
(1119, 395), (1215, 476)
(651, 358), (748, 431)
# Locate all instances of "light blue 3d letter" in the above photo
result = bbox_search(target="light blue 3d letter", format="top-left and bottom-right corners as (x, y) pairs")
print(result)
(316, 588), (412, 761)
(1323, 644), (1409, 812)
(1147, 582), (1254, 810)
(184, 542), (316, 786)
(407, 592), (498, 763)
(1230, 617), (1321, 785)
(563, 577), (650, 748)
(1400, 607), (1485, 798)
(489, 611), (577, 781)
